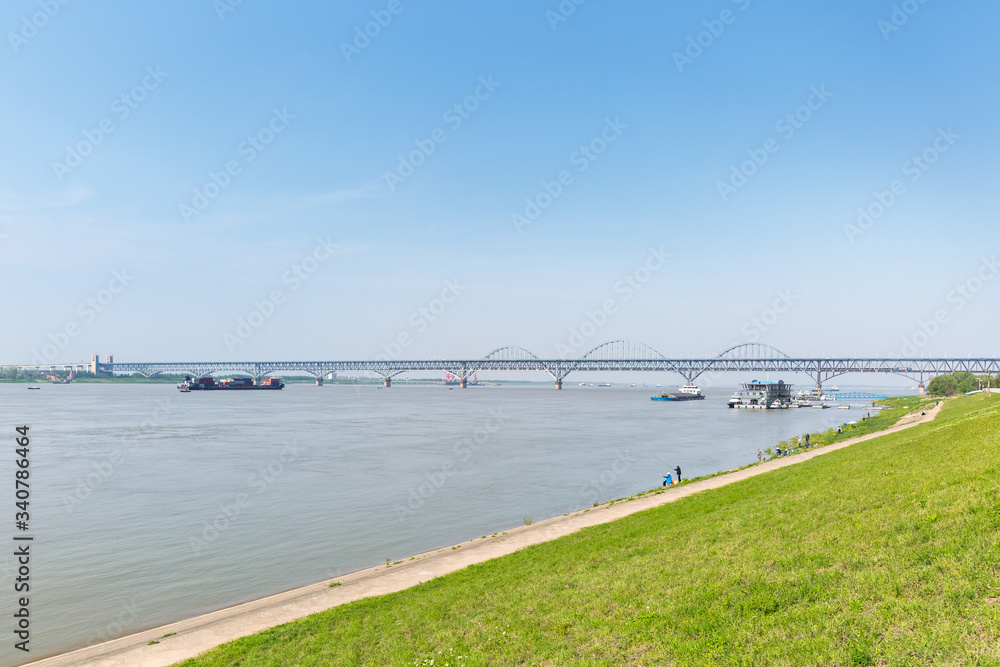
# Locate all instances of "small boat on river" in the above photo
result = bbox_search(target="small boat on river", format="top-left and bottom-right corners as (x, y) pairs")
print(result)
(652, 383), (705, 402)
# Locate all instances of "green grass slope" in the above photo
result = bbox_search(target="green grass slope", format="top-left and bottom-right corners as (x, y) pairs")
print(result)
(176, 395), (1000, 666)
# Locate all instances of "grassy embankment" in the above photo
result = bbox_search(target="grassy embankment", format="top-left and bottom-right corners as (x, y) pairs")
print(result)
(175, 394), (999, 666)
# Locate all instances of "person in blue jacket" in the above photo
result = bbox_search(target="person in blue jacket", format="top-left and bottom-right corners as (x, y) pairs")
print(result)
(662, 473), (673, 486)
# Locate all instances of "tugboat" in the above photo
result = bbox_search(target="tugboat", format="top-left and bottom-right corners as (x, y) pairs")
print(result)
(651, 382), (705, 401)
(177, 376), (284, 391)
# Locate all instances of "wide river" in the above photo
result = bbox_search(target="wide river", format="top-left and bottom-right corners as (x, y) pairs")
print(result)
(0, 382), (902, 665)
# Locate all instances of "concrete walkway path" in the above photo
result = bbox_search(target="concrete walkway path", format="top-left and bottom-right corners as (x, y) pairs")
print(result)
(31, 401), (942, 667)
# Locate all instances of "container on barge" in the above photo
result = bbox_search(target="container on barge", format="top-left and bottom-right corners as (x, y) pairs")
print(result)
(177, 376), (284, 391)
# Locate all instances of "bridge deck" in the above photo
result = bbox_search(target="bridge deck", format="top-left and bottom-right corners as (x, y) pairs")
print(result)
(16, 357), (998, 387)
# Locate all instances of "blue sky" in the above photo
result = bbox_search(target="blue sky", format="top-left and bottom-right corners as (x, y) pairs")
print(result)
(2, 0), (998, 372)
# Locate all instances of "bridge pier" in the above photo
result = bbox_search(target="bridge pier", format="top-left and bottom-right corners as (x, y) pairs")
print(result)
(460, 378), (467, 389)
(40, 350), (1000, 394)
(316, 377), (323, 386)
(918, 383), (925, 396)
(384, 377), (391, 388)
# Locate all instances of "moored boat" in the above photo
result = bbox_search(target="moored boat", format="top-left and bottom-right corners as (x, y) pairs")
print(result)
(729, 380), (793, 409)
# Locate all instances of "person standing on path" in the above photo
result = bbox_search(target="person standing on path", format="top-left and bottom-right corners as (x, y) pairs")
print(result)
(757, 448), (762, 462)
(674, 465), (682, 483)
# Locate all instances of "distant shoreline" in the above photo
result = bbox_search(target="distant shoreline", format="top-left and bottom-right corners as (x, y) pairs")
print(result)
(0, 378), (925, 389)
(0, 378), (641, 386)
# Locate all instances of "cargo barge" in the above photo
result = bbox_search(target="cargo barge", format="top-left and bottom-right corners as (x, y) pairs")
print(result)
(177, 376), (284, 391)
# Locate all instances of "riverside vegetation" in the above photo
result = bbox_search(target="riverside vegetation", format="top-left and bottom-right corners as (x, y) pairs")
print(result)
(927, 371), (999, 396)
(174, 394), (998, 666)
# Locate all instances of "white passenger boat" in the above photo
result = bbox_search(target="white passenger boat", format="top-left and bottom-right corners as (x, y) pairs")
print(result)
(729, 380), (793, 409)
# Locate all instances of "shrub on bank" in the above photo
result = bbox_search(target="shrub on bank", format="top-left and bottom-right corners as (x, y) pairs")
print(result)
(928, 371), (997, 395)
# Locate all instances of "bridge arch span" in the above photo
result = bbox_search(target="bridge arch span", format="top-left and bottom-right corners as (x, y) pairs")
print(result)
(481, 346), (541, 362)
(683, 343), (792, 384)
(583, 340), (666, 360)
(715, 343), (791, 360)
(475, 346), (553, 388)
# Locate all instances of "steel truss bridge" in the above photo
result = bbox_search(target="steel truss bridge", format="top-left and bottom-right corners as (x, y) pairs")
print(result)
(20, 342), (1000, 390)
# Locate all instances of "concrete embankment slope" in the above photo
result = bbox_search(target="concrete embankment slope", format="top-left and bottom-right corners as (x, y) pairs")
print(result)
(32, 402), (943, 667)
